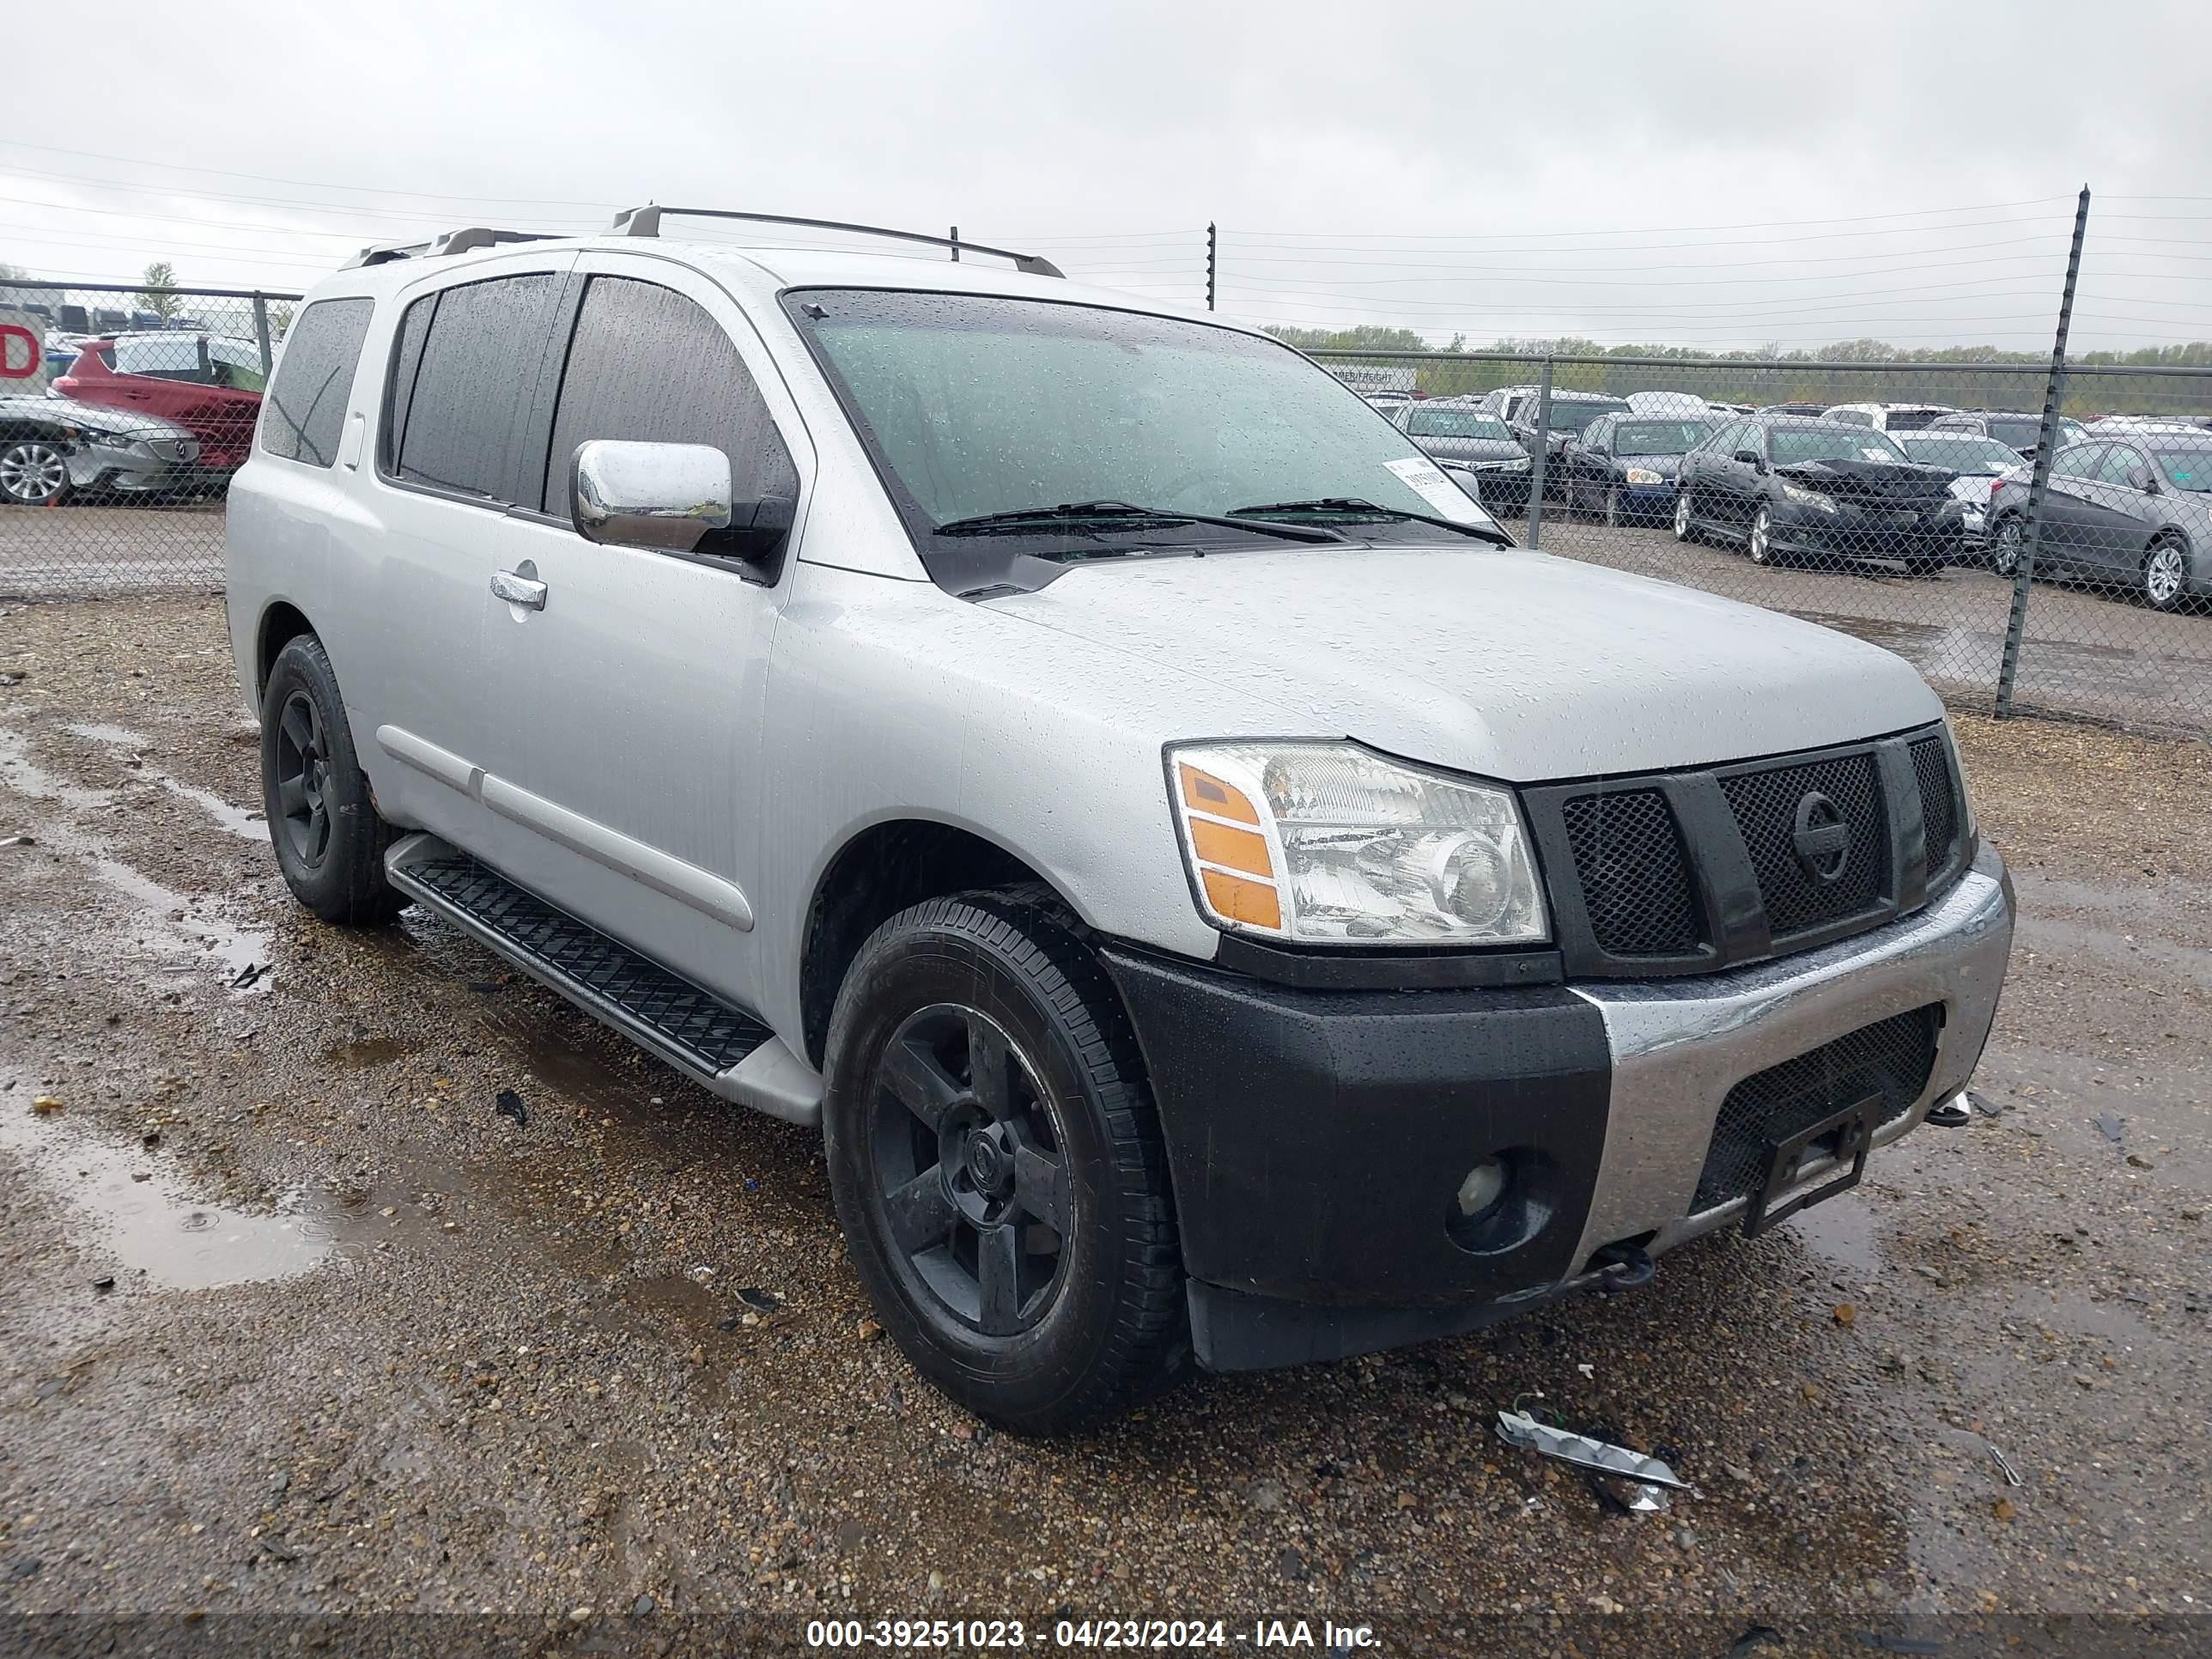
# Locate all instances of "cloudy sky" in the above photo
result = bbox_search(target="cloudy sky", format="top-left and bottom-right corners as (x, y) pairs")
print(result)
(6, 0), (2210, 352)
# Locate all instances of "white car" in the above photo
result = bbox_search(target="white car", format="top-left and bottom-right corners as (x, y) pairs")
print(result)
(1893, 430), (2028, 550)
(223, 210), (2014, 1431)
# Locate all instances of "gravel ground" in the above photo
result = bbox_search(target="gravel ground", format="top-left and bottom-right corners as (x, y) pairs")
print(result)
(0, 596), (2206, 1657)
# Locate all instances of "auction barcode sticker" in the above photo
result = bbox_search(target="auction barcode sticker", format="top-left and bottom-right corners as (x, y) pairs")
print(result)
(1383, 455), (1487, 523)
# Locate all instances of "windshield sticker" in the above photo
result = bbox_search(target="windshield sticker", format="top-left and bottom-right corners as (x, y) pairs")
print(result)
(1384, 456), (1486, 523)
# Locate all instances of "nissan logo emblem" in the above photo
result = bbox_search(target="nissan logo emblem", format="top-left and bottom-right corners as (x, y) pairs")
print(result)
(1791, 791), (1850, 883)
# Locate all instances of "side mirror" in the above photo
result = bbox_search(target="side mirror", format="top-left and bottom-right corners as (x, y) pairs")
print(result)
(2128, 467), (2156, 494)
(1733, 448), (1763, 469)
(571, 440), (734, 553)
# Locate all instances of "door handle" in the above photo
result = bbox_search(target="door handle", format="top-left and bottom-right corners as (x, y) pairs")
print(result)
(490, 568), (547, 610)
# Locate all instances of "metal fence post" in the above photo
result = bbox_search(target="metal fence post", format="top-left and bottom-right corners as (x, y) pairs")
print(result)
(1206, 222), (1217, 312)
(1523, 357), (1555, 550)
(1995, 185), (2090, 720)
(252, 294), (273, 381)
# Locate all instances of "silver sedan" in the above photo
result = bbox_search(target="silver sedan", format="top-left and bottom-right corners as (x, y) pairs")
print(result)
(0, 395), (206, 506)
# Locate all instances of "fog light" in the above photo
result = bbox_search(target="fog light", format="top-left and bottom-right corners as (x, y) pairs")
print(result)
(1455, 1158), (1508, 1220)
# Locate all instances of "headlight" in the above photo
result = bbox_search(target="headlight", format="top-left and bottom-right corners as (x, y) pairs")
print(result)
(1167, 743), (1547, 945)
(1781, 483), (1838, 514)
(76, 427), (136, 449)
(1480, 457), (1531, 472)
(1624, 467), (1664, 485)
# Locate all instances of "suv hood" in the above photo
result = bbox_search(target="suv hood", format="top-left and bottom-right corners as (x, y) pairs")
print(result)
(1773, 459), (1956, 503)
(990, 545), (1940, 781)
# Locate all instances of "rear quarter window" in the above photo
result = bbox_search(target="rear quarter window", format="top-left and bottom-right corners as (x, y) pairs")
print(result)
(260, 298), (374, 467)
(385, 272), (562, 502)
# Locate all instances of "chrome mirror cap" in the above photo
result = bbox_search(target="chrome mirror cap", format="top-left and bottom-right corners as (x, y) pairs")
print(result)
(570, 440), (732, 552)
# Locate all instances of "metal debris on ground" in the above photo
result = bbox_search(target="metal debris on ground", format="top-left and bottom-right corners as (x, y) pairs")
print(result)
(1986, 1443), (2023, 1487)
(1966, 1090), (2003, 1118)
(1494, 1408), (1692, 1513)
(494, 1089), (528, 1129)
(229, 962), (268, 990)
(0, 834), (33, 848)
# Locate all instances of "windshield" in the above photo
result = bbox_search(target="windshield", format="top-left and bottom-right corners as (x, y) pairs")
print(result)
(2154, 445), (2212, 491)
(1984, 418), (2042, 449)
(787, 289), (1492, 590)
(1407, 407), (1513, 441)
(1771, 428), (1908, 465)
(1899, 434), (2020, 474)
(1613, 421), (1711, 456)
(1545, 400), (1626, 434)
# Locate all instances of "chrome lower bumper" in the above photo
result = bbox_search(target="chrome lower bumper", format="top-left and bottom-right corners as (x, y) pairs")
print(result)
(1568, 842), (2013, 1269)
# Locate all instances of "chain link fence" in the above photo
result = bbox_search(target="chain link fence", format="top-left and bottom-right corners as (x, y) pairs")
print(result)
(0, 279), (296, 597)
(1311, 349), (2212, 735)
(4, 269), (2209, 738)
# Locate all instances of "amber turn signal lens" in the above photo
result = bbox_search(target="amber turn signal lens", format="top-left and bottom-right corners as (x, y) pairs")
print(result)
(1199, 868), (1283, 931)
(1178, 763), (1261, 825)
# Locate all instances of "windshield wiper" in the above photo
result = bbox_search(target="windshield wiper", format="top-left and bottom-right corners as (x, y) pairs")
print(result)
(934, 500), (1347, 544)
(1229, 498), (1515, 547)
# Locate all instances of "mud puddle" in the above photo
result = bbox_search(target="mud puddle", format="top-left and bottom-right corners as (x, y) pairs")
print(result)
(0, 1105), (365, 1291)
(64, 720), (267, 842)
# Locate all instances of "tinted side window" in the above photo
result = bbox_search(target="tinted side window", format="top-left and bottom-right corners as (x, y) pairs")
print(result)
(539, 276), (798, 535)
(2053, 444), (2102, 480)
(1829, 408), (1872, 427)
(390, 273), (562, 501)
(2098, 446), (2148, 487)
(261, 299), (372, 466)
(1709, 422), (1744, 453)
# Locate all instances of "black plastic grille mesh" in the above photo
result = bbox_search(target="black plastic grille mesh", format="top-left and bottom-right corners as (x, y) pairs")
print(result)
(1693, 1004), (1941, 1211)
(1560, 789), (1701, 957)
(406, 855), (769, 1073)
(1720, 752), (1888, 938)
(1911, 738), (1959, 873)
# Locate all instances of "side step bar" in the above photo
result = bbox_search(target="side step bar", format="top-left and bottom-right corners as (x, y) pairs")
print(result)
(386, 834), (823, 1127)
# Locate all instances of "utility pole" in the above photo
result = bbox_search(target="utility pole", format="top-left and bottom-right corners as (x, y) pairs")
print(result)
(1994, 185), (2090, 719)
(1206, 222), (1217, 312)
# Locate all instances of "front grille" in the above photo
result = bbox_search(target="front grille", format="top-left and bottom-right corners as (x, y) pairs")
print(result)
(1719, 751), (1888, 938)
(147, 437), (197, 462)
(1911, 737), (1957, 872)
(1692, 1005), (1941, 1212)
(1560, 789), (1699, 957)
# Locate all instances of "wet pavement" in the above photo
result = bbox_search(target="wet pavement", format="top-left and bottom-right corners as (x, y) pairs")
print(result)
(0, 595), (2208, 1655)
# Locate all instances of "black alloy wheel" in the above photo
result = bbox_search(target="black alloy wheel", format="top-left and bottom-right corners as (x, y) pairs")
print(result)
(823, 892), (1185, 1432)
(867, 1002), (1073, 1337)
(274, 690), (334, 869)
(258, 634), (404, 925)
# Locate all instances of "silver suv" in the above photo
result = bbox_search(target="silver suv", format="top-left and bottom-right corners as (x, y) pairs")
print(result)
(227, 210), (2014, 1431)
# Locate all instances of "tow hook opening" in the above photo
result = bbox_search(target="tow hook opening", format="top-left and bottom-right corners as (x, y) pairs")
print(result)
(1584, 1235), (1656, 1293)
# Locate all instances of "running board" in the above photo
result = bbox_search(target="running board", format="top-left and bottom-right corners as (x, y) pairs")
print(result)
(385, 834), (823, 1127)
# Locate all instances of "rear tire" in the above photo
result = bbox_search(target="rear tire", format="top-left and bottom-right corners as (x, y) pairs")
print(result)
(1747, 504), (1780, 566)
(823, 892), (1186, 1434)
(2143, 539), (2188, 612)
(259, 635), (404, 926)
(1990, 516), (2025, 578)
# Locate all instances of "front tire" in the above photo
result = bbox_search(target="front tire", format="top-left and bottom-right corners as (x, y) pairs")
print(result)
(823, 893), (1185, 1434)
(1747, 504), (1779, 566)
(1990, 516), (2025, 578)
(0, 440), (70, 506)
(259, 635), (404, 925)
(1673, 488), (1698, 543)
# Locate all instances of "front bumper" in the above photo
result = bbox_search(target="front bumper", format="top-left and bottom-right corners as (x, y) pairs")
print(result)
(1771, 500), (1964, 561)
(1102, 842), (2012, 1371)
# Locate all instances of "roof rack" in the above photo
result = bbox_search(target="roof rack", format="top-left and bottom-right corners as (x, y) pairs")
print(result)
(342, 227), (560, 270)
(609, 206), (1064, 278)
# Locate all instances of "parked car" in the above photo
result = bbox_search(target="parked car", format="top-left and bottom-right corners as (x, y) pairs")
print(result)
(1985, 435), (2212, 611)
(1674, 417), (1962, 574)
(1508, 391), (1632, 499)
(55, 331), (268, 471)
(1475, 384), (1545, 425)
(1558, 413), (1713, 525)
(1391, 397), (1532, 512)
(1923, 410), (2087, 459)
(1893, 431), (2027, 552)
(0, 394), (205, 506)
(1755, 402), (1829, 418)
(1705, 401), (1754, 418)
(1821, 403), (1956, 434)
(226, 212), (2013, 1431)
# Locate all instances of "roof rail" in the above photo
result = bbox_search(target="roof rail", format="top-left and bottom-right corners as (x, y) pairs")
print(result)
(609, 206), (1064, 279)
(341, 227), (560, 270)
